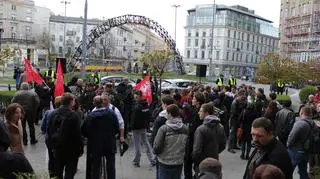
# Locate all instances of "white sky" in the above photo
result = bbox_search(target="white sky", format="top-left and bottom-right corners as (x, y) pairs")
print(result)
(34, 0), (281, 51)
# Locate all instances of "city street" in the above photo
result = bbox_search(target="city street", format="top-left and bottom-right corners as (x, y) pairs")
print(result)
(24, 125), (299, 179)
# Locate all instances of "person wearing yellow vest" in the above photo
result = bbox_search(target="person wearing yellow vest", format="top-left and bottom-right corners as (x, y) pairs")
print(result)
(276, 79), (285, 95)
(216, 74), (224, 90)
(44, 67), (55, 82)
(228, 75), (237, 88)
(91, 71), (101, 85)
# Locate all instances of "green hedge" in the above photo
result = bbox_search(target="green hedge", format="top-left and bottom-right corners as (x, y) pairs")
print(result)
(299, 86), (317, 104)
(276, 95), (291, 105)
(0, 90), (15, 106)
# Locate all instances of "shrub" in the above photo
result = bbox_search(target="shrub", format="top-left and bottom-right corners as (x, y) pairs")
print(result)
(0, 90), (15, 106)
(299, 86), (317, 104)
(276, 95), (291, 105)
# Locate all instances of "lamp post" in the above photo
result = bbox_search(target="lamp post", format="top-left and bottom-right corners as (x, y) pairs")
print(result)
(171, 4), (181, 72)
(81, 0), (88, 79)
(0, 28), (3, 52)
(61, 1), (70, 58)
(209, 0), (216, 81)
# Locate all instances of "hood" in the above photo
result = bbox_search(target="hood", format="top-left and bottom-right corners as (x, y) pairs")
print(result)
(203, 115), (220, 125)
(159, 110), (167, 117)
(166, 118), (183, 130)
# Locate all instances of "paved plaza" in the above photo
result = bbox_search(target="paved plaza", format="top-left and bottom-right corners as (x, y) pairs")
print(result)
(23, 125), (299, 179)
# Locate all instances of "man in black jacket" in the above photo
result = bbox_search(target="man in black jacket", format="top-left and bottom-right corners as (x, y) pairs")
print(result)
(82, 96), (119, 179)
(47, 93), (83, 179)
(243, 117), (293, 179)
(131, 90), (156, 167)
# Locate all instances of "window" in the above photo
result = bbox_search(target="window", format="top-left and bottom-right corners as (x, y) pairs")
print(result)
(242, 33), (244, 40)
(240, 53), (242, 61)
(247, 34), (250, 42)
(238, 32), (240, 40)
(26, 26), (31, 34)
(187, 39), (191, 47)
(76, 37), (80, 42)
(232, 52), (235, 61)
(195, 39), (198, 47)
(188, 31), (191, 37)
(59, 35), (63, 42)
(100, 49), (103, 57)
(202, 31), (206, 37)
(11, 4), (16, 11)
(227, 40), (230, 48)
(11, 32), (16, 38)
(241, 42), (243, 50)
(201, 39), (206, 48)
(233, 41), (236, 48)
(233, 31), (236, 38)
(246, 54), (249, 63)
(227, 30), (230, 38)
(59, 47), (63, 54)
(194, 50), (198, 58)
(201, 51), (205, 59)
(11, 14), (16, 20)
(51, 35), (55, 41)
(216, 51), (220, 60)
(247, 43), (250, 50)
(187, 50), (190, 58)
(195, 31), (199, 37)
(100, 39), (103, 45)
(236, 53), (238, 61)
(226, 52), (229, 61)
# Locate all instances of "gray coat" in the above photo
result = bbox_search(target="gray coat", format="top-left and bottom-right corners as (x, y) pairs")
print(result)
(192, 115), (226, 166)
(287, 118), (313, 150)
(11, 89), (40, 113)
(153, 118), (188, 166)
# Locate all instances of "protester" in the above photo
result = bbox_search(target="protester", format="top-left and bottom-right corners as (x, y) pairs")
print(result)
(253, 164), (285, 179)
(198, 158), (223, 179)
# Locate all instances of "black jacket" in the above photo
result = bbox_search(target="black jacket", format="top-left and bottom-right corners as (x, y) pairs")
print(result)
(150, 110), (167, 146)
(131, 99), (150, 130)
(47, 106), (83, 156)
(82, 108), (119, 155)
(0, 152), (34, 179)
(243, 138), (293, 179)
(275, 107), (295, 146)
(185, 107), (203, 158)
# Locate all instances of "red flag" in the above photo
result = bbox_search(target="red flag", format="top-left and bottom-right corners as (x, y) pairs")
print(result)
(54, 60), (64, 97)
(23, 58), (43, 85)
(134, 75), (152, 105)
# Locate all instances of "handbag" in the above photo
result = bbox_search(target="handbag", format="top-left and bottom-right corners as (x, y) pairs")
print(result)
(236, 109), (245, 140)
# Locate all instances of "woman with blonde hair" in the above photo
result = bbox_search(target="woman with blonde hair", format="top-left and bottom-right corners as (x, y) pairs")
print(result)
(5, 103), (25, 154)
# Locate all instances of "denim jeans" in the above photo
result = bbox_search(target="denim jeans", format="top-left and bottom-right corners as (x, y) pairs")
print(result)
(288, 149), (309, 179)
(158, 164), (183, 179)
(132, 129), (155, 164)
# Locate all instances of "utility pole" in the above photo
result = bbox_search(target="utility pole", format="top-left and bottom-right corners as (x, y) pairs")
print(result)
(61, 1), (70, 58)
(81, 0), (88, 79)
(172, 4), (181, 71)
(209, 0), (216, 81)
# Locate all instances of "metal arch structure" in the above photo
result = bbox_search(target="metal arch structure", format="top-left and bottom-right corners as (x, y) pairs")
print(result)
(72, 14), (185, 74)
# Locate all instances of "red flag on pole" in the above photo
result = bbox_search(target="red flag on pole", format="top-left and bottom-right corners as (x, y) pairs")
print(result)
(54, 60), (65, 97)
(23, 58), (43, 85)
(134, 75), (152, 105)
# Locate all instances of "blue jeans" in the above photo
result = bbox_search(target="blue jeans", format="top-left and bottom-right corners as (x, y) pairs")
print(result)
(158, 164), (183, 179)
(288, 149), (309, 179)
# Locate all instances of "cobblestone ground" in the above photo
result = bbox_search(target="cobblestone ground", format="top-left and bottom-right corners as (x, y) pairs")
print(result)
(23, 126), (299, 179)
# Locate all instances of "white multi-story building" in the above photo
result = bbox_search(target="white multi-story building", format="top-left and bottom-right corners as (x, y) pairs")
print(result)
(184, 4), (279, 76)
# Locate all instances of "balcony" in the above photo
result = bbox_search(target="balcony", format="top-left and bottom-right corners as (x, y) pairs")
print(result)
(1, 38), (36, 44)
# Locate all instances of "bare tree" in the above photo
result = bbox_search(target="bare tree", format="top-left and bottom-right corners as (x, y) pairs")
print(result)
(101, 32), (116, 59)
(0, 45), (15, 77)
(36, 32), (54, 66)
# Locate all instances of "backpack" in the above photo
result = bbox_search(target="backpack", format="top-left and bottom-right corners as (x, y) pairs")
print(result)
(47, 112), (66, 148)
(303, 120), (320, 154)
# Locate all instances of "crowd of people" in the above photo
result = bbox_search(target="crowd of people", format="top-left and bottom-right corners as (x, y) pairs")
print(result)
(1, 73), (320, 179)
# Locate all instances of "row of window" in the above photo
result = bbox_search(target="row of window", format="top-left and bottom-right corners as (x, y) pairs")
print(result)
(187, 29), (277, 46)
(186, 50), (262, 64)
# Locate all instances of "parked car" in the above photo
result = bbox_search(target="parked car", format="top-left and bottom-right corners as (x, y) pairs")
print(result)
(101, 76), (136, 87)
(160, 79), (196, 91)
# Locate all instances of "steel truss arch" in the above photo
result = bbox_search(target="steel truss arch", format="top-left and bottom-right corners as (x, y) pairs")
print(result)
(72, 14), (185, 74)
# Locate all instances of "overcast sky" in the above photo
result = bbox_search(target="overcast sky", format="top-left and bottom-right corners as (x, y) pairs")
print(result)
(34, 0), (281, 51)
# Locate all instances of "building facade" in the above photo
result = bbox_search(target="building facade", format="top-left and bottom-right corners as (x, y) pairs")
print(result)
(280, 0), (320, 61)
(184, 4), (279, 77)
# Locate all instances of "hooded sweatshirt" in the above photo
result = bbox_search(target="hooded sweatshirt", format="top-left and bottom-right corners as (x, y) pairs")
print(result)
(153, 117), (188, 166)
(193, 115), (226, 166)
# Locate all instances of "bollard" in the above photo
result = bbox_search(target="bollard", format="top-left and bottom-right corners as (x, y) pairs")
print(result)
(8, 84), (11, 91)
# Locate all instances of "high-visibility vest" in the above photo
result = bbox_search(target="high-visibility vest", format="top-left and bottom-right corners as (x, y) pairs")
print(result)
(229, 78), (236, 86)
(277, 81), (284, 88)
(217, 78), (223, 86)
(45, 70), (55, 80)
(91, 73), (101, 84)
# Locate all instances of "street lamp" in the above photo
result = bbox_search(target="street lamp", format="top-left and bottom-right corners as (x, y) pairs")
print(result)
(0, 28), (4, 52)
(61, 1), (71, 58)
(209, 0), (216, 81)
(81, 0), (88, 79)
(171, 4), (181, 72)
